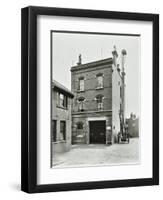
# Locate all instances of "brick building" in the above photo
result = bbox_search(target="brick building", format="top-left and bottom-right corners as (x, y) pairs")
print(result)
(71, 47), (126, 145)
(51, 80), (74, 153)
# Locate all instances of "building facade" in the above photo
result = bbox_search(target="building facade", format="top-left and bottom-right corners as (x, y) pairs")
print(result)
(71, 48), (125, 145)
(51, 80), (74, 153)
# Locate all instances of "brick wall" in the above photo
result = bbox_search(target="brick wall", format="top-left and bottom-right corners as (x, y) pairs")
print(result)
(71, 64), (112, 113)
(71, 59), (113, 144)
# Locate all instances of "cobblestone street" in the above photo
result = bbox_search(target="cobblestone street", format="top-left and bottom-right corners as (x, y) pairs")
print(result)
(52, 138), (140, 168)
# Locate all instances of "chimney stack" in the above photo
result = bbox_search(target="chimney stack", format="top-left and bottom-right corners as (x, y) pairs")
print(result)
(77, 54), (82, 65)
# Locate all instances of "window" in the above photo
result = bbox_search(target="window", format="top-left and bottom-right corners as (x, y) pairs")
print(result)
(60, 121), (66, 140)
(58, 93), (67, 108)
(59, 93), (64, 107)
(97, 76), (103, 88)
(96, 74), (103, 88)
(77, 122), (83, 130)
(52, 120), (57, 142)
(79, 77), (84, 91)
(96, 95), (103, 110)
(78, 97), (85, 111)
(76, 122), (84, 138)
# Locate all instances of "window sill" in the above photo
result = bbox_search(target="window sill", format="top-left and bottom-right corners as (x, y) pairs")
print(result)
(78, 109), (85, 112)
(52, 140), (66, 144)
(56, 105), (68, 110)
(77, 90), (85, 93)
(96, 87), (104, 90)
(76, 135), (84, 138)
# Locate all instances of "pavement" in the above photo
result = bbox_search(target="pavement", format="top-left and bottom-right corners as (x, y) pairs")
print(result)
(52, 138), (140, 168)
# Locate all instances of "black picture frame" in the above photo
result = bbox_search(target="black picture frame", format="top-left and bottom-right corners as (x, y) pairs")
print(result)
(21, 6), (159, 193)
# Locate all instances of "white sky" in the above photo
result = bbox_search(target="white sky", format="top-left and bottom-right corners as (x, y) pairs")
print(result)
(52, 32), (140, 118)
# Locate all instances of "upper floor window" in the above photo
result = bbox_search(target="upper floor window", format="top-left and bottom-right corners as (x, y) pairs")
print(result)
(58, 93), (67, 108)
(96, 73), (103, 88)
(78, 97), (85, 111)
(78, 77), (84, 91)
(96, 94), (104, 110)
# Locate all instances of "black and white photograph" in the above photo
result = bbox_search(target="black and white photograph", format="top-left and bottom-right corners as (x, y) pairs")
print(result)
(51, 31), (140, 168)
(21, 6), (159, 193)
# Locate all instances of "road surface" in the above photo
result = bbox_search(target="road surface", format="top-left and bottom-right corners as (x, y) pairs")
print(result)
(52, 138), (140, 168)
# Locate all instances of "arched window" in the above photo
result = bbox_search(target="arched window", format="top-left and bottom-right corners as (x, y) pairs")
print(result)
(96, 94), (104, 110)
(78, 97), (85, 111)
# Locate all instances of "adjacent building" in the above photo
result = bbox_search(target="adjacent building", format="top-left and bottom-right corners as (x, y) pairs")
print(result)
(51, 80), (74, 153)
(126, 113), (139, 137)
(71, 47), (126, 145)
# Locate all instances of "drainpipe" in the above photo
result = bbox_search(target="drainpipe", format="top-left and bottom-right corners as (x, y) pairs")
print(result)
(111, 46), (118, 144)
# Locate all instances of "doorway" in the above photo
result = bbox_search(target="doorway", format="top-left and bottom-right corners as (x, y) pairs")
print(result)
(89, 121), (106, 144)
(52, 120), (57, 142)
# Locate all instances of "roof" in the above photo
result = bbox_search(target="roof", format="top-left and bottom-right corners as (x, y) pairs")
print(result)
(52, 80), (74, 98)
(71, 57), (113, 72)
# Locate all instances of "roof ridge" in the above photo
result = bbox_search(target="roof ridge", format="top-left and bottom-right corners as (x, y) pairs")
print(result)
(52, 79), (74, 97)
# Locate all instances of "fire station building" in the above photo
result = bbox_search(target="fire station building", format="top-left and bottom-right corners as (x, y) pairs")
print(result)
(71, 48), (125, 145)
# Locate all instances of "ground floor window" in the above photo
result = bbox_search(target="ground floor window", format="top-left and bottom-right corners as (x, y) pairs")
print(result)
(60, 121), (66, 140)
(77, 122), (83, 130)
(76, 121), (84, 138)
(52, 120), (57, 142)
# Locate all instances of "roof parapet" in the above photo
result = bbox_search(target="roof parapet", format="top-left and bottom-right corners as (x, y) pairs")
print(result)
(71, 57), (113, 72)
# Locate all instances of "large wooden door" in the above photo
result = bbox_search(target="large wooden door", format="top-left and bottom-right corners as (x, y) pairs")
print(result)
(89, 121), (106, 144)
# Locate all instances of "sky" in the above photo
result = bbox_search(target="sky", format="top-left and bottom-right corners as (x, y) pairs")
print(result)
(52, 31), (140, 118)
